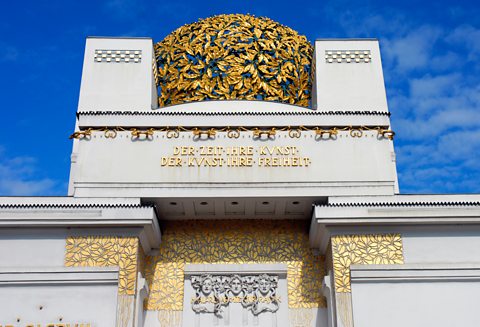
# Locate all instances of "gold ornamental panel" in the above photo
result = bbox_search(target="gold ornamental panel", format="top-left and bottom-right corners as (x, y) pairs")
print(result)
(144, 220), (326, 311)
(331, 234), (404, 293)
(65, 236), (140, 295)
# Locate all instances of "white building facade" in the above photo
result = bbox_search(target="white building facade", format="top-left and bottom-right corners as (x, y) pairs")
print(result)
(1, 15), (479, 327)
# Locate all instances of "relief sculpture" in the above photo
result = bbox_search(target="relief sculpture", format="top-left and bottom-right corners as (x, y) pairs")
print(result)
(191, 274), (279, 326)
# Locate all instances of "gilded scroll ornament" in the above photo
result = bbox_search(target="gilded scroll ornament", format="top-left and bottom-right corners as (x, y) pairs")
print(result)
(331, 234), (404, 293)
(65, 236), (139, 295)
(69, 125), (395, 140)
(144, 220), (325, 311)
(154, 14), (313, 107)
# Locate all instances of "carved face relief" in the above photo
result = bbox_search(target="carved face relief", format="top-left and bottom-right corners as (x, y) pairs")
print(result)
(202, 278), (213, 295)
(258, 276), (271, 295)
(230, 276), (242, 295)
(243, 276), (255, 293)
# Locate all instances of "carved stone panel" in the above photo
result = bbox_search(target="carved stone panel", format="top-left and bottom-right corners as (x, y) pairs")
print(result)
(182, 264), (291, 327)
(191, 274), (280, 317)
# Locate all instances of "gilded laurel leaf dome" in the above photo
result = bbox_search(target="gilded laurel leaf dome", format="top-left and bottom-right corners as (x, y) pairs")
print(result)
(154, 14), (313, 108)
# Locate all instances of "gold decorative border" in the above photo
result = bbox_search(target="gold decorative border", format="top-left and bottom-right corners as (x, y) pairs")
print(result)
(70, 125), (395, 140)
(331, 234), (404, 293)
(65, 236), (140, 295)
(144, 220), (326, 311)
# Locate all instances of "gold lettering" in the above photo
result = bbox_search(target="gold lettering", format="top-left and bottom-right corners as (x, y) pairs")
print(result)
(161, 157), (168, 166)
(304, 157), (311, 166)
(174, 146), (195, 155)
(163, 146), (310, 168)
(161, 157), (183, 167)
(199, 146), (224, 155)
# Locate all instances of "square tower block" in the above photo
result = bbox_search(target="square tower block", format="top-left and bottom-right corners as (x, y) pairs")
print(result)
(312, 39), (388, 112)
(78, 37), (157, 112)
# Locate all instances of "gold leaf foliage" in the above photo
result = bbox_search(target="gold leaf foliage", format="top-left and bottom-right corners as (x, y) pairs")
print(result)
(154, 14), (313, 108)
(65, 236), (139, 295)
(331, 234), (404, 293)
(144, 220), (325, 311)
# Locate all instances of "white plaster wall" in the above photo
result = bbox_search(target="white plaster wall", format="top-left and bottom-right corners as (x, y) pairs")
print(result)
(0, 229), (66, 267)
(0, 269), (118, 326)
(78, 37), (157, 111)
(350, 267), (480, 327)
(313, 40), (388, 111)
(352, 281), (480, 327)
(403, 227), (480, 264)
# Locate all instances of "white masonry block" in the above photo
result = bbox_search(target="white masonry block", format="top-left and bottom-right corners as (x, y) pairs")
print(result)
(78, 37), (158, 112)
(312, 39), (389, 112)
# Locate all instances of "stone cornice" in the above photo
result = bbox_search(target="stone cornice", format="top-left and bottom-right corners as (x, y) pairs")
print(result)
(310, 195), (480, 253)
(0, 200), (161, 254)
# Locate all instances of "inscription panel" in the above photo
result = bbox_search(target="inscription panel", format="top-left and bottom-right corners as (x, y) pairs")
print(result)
(74, 129), (396, 189)
(161, 146), (311, 168)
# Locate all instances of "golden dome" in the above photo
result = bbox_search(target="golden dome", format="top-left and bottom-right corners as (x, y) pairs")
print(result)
(154, 14), (313, 108)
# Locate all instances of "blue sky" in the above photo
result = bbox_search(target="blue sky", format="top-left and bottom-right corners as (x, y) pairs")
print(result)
(0, 0), (479, 195)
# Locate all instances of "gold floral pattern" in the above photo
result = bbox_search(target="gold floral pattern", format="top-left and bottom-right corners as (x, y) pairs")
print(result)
(144, 220), (325, 311)
(65, 236), (139, 295)
(331, 234), (404, 292)
(155, 14), (313, 107)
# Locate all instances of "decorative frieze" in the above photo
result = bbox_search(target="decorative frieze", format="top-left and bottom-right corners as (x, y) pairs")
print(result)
(69, 125), (395, 140)
(190, 274), (280, 316)
(94, 49), (142, 63)
(325, 50), (371, 63)
(144, 220), (326, 311)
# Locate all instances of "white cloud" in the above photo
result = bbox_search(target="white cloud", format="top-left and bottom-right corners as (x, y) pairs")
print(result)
(364, 18), (480, 193)
(383, 25), (443, 73)
(392, 72), (480, 141)
(446, 25), (480, 60)
(0, 148), (59, 196)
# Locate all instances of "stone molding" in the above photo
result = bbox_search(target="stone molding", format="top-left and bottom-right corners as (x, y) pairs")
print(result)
(350, 264), (480, 283)
(0, 204), (161, 253)
(0, 267), (118, 285)
(184, 263), (288, 276)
